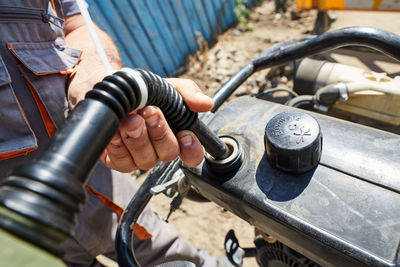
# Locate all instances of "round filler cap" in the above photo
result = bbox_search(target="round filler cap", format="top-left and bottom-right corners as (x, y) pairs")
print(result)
(264, 111), (322, 174)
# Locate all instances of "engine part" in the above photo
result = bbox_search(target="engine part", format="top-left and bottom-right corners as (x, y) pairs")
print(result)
(264, 111), (322, 174)
(205, 136), (243, 174)
(294, 57), (400, 127)
(116, 27), (400, 267)
(182, 96), (400, 267)
(254, 235), (318, 267)
(285, 95), (315, 109)
(212, 27), (400, 113)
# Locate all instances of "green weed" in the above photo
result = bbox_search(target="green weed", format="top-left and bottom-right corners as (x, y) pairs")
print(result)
(234, 0), (254, 31)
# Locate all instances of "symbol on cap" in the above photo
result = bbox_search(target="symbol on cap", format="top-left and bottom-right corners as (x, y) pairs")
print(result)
(293, 126), (311, 144)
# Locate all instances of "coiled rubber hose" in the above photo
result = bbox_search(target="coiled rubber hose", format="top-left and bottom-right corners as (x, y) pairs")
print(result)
(90, 69), (195, 129)
(92, 69), (228, 158)
(0, 68), (228, 259)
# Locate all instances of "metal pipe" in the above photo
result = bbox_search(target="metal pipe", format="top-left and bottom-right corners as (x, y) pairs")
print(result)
(211, 63), (254, 112)
(253, 27), (400, 70)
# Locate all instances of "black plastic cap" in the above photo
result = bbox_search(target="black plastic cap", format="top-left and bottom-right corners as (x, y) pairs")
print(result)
(265, 111), (322, 174)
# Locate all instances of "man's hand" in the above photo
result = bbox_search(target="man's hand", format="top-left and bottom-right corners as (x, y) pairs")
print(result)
(64, 14), (213, 172)
(100, 78), (214, 172)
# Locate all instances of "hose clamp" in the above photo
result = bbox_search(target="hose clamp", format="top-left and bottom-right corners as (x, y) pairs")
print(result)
(120, 68), (148, 109)
(337, 83), (349, 102)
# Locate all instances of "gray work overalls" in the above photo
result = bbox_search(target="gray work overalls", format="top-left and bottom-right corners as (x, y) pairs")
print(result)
(0, 1), (215, 266)
(0, 0), (78, 168)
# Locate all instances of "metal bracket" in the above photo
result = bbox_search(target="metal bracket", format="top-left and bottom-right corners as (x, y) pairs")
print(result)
(150, 168), (190, 197)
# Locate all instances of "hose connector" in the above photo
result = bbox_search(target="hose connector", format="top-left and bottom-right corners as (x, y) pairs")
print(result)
(205, 136), (243, 174)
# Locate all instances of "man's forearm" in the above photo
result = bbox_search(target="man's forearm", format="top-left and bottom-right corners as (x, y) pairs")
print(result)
(63, 16), (213, 173)
(64, 14), (123, 108)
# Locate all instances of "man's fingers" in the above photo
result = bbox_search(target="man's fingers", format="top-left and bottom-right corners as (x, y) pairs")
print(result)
(119, 114), (158, 170)
(104, 132), (137, 172)
(177, 130), (205, 167)
(165, 78), (214, 112)
(139, 106), (180, 162)
(101, 78), (212, 172)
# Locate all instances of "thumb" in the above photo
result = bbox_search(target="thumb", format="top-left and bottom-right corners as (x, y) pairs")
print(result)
(165, 78), (214, 112)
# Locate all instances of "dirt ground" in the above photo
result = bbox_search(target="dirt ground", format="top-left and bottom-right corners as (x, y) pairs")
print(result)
(142, 1), (400, 266)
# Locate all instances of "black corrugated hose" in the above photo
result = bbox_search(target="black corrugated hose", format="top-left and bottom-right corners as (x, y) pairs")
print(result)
(0, 68), (229, 266)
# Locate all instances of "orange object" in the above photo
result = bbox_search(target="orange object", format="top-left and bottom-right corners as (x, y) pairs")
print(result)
(296, 0), (400, 11)
(296, 0), (345, 9)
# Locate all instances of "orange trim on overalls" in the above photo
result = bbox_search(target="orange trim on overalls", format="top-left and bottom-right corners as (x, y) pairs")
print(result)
(85, 184), (124, 217)
(0, 147), (37, 160)
(60, 64), (79, 75)
(21, 72), (57, 138)
(85, 185), (153, 241)
(0, 96), (37, 159)
(133, 224), (153, 241)
(0, 93), (38, 160)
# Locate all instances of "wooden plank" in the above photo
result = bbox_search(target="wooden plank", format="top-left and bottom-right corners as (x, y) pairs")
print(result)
(87, 0), (153, 72)
(151, 0), (188, 59)
(130, 0), (177, 75)
(111, 0), (166, 74)
(202, 0), (219, 37)
(145, 0), (183, 68)
(155, 0), (190, 56)
(212, 0), (224, 29)
(180, 0), (204, 49)
(87, 0), (262, 76)
(213, 0), (230, 30)
(210, 0), (224, 35)
(169, 0), (198, 52)
(225, 0), (236, 29)
(192, 0), (213, 40)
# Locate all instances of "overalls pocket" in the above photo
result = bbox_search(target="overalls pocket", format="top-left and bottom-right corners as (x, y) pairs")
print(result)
(0, 41), (81, 160)
(0, 55), (37, 160)
(8, 40), (81, 136)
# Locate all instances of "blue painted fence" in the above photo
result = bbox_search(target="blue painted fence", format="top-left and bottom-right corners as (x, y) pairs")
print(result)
(86, 0), (259, 76)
